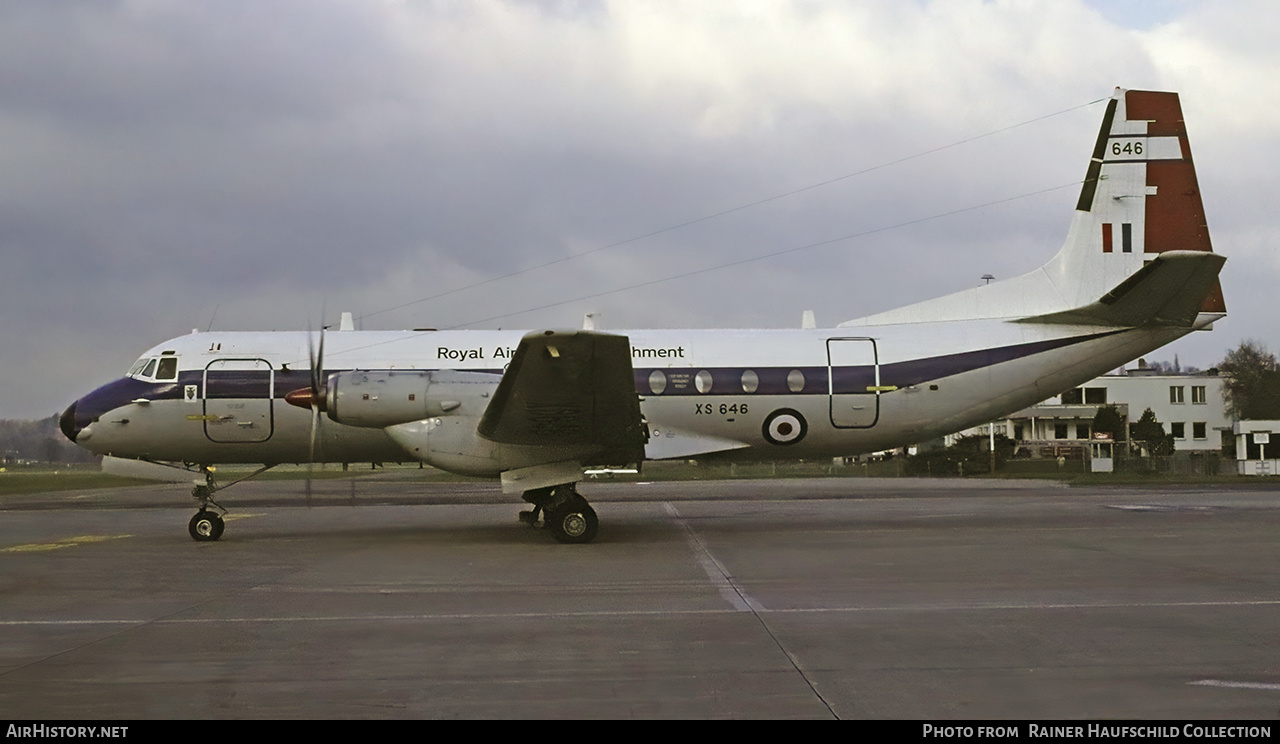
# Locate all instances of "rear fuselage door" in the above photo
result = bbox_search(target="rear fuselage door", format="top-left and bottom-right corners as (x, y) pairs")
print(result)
(203, 358), (274, 443)
(827, 337), (879, 428)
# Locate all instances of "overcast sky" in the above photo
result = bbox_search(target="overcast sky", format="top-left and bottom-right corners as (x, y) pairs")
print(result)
(3, 0), (1277, 420)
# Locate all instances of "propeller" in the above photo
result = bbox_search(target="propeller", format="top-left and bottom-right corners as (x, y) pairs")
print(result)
(284, 319), (328, 506)
(283, 326), (328, 415)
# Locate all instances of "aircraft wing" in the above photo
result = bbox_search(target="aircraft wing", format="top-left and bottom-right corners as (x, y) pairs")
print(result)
(477, 330), (648, 464)
(1016, 250), (1225, 328)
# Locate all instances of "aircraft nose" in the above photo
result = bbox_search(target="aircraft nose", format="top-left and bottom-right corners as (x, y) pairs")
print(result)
(59, 402), (79, 443)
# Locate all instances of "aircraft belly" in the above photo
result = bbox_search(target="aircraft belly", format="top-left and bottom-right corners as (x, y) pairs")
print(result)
(83, 400), (409, 464)
(644, 427), (749, 459)
(384, 416), (615, 478)
(643, 394), (875, 460)
(880, 326), (1191, 443)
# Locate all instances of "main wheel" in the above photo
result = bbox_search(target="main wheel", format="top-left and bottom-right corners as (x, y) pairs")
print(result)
(546, 499), (598, 544)
(188, 511), (225, 542)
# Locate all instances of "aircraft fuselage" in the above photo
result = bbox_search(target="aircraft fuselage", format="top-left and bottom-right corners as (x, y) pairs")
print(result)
(63, 319), (1189, 472)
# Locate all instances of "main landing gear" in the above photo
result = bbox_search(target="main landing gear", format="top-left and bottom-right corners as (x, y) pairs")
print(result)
(519, 483), (599, 544)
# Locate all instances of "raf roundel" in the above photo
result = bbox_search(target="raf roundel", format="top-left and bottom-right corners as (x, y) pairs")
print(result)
(762, 408), (808, 446)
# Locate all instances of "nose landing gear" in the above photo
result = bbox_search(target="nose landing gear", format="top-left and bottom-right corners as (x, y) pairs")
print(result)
(189, 475), (228, 542)
(184, 464), (274, 542)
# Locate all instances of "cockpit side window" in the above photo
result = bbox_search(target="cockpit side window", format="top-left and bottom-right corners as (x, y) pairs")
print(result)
(155, 357), (178, 381)
(140, 358), (157, 378)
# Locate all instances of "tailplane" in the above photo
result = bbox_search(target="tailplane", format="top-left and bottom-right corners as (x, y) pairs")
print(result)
(842, 87), (1225, 329)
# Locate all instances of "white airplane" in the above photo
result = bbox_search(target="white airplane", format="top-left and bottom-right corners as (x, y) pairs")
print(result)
(61, 88), (1225, 544)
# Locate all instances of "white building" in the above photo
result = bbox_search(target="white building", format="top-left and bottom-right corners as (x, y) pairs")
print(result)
(949, 363), (1232, 456)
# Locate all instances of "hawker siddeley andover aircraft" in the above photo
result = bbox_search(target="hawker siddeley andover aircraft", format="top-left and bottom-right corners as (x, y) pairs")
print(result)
(62, 88), (1225, 544)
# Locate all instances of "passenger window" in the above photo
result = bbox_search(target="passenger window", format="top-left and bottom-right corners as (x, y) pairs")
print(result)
(787, 369), (805, 393)
(156, 357), (178, 381)
(141, 358), (157, 378)
(695, 370), (713, 394)
(648, 370), (667, 395)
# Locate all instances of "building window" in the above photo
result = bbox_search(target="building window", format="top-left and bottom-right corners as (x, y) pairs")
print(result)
(1076, 424), (1091, 440)
(1054, 423), (1069, 439)
(1170, 386), (1185, 404)
(1192, 385), (1206, 404)
(1171, 422), (1186, 439)
(1193, 422), (1207, 440)
(1061, 388), (1082, 404)
(1084, 387), (1107, 405)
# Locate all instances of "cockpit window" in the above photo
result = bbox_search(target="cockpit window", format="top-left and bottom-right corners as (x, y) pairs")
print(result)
(155, 357), (178, 381)
(140, 358), (157, 378)
(128, 358), (149, 377)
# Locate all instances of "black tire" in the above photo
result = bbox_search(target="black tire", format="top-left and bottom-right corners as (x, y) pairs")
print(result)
(189, 511), (225, 542)
(547, 499), (598, 544)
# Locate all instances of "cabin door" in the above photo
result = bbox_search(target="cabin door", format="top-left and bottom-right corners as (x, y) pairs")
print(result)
(827, 338), (880, 429)
(203, 358), (275, 443)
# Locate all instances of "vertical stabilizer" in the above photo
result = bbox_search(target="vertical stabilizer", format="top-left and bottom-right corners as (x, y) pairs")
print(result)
(1047, 88), (1224, 314)
(842, 88), (1224, 328)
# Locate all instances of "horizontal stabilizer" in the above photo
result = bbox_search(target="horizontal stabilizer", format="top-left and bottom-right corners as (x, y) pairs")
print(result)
(478, 330), (647, 463)
(1017, 251), (1225, 327)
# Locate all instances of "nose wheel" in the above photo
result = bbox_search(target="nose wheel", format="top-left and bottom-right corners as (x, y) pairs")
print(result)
(188, 510), (225, 542)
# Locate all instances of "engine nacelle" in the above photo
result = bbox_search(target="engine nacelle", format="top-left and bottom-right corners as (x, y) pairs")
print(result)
(324, 369), (499, 428)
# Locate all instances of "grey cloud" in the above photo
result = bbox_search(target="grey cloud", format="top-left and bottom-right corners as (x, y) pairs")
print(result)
(2, 1), (1275, 418)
